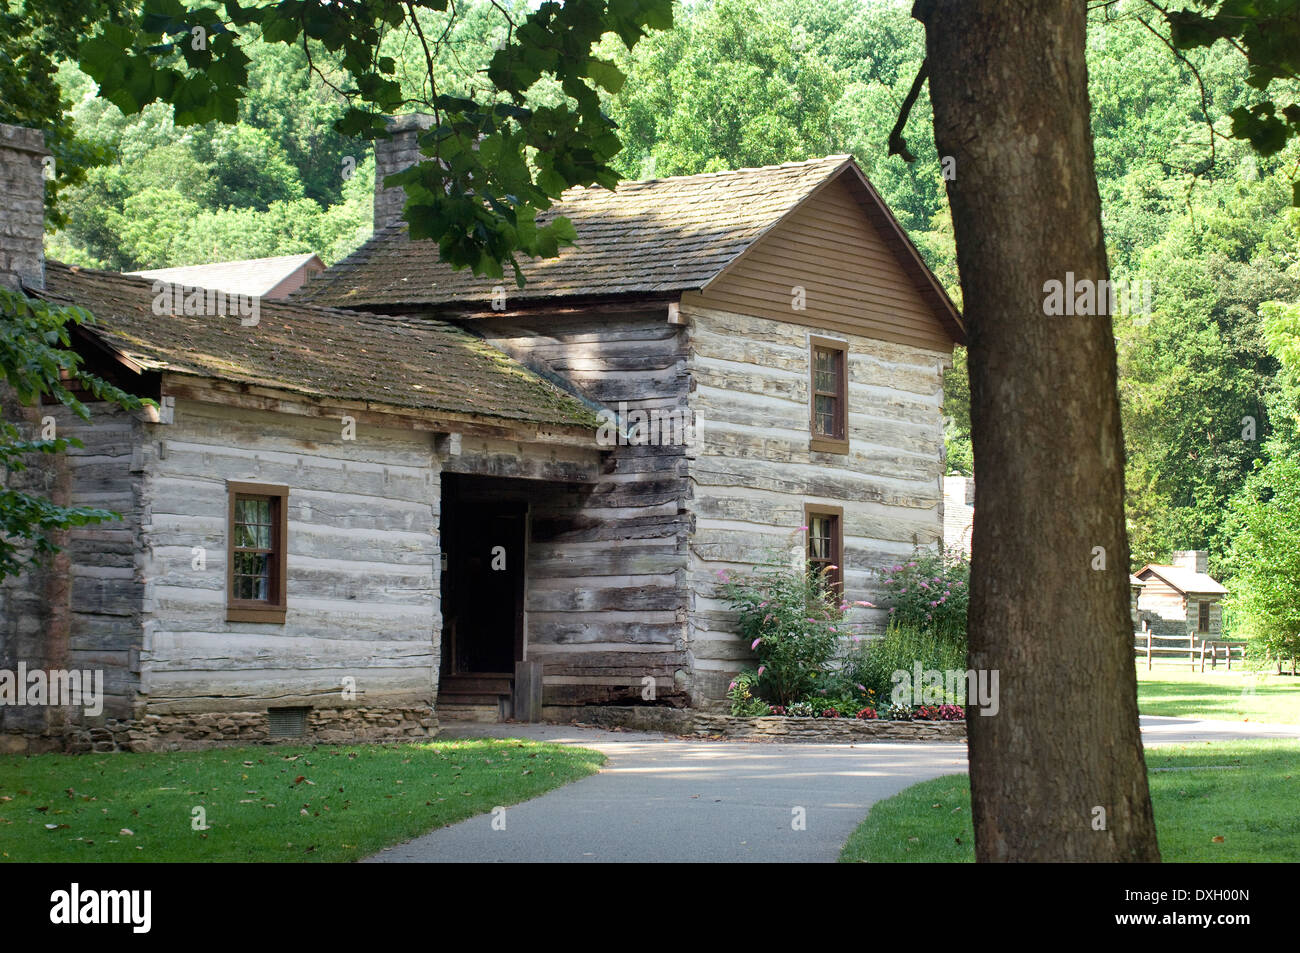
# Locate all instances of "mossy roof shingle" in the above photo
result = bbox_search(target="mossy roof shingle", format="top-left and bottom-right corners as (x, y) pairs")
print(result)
(294, 155), (855, 309)
(39, 262), (601, 429)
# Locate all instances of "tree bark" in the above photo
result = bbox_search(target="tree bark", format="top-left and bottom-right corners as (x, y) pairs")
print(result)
(914, 0), (1161, 861)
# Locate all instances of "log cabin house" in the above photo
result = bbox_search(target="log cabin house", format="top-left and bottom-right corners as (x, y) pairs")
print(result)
(1135, 551), (1228, 638)
(0, 118), (964, 750)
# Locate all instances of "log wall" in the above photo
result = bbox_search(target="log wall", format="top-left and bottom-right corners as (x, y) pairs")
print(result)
(470, 310), (693, 705)
(137, 394), (441, 715)
(0, 400), (146, 726)
(681, 302), (952, 704)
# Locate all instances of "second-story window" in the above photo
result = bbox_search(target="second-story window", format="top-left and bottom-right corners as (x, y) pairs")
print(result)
(809, 336), (848, 453)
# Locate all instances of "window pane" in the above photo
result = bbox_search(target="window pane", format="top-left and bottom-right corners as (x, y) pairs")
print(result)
(808, 516), (831, 560)
(235, 496), (273, 550)
(815, 395), (836, 436)
(233, 550), (269, 600)
(814, 349), (837, 393)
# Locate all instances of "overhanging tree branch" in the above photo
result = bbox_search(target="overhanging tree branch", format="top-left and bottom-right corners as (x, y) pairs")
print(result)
(888, 58), (928, 163)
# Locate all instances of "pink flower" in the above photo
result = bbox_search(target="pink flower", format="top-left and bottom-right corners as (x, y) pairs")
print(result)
(729, 680), (737, 691)
(716, 569), (730, 581)
(854, 600), (875, 607)
(763, 613), (773, 623)
(798, 525), (808, 531)
(751, 637), (762, 650)
(757, 665), (766, 676)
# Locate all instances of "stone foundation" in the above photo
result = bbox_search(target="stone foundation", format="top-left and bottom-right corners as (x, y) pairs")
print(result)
(560, 705), (966, 742)
(0, 705), (438, 753)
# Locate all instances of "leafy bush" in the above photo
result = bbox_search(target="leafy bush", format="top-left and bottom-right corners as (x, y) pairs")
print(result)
(726, 672), (772, 717)
(787, 701), (815, 718)
(884, 703), (914, 721)
(845, 621), (968, 702)
(721, 561), (844, 706)
(877, 551), (969, 640)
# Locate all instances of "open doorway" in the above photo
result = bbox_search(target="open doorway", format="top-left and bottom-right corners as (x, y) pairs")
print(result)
(438, 475), (527, 713)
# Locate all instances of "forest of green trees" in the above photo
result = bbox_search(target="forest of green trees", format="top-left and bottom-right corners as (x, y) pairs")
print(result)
(28, 0), (1300, 655)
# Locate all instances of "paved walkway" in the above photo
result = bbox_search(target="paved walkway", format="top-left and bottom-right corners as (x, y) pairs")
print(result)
(364, 716), (1299, 863)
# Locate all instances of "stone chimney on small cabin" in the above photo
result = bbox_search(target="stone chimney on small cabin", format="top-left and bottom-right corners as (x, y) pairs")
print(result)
(1171, 550), (1209, 574)
(373, 113), (435, 233)
(0, 123), (49, 292)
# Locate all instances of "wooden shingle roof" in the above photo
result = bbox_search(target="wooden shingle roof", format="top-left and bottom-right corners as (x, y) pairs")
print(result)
(1136, 564), (1228, 596)
(295, 155), (941, 312)
(127, 253), (324, 299)
(38, 262), (601, 430)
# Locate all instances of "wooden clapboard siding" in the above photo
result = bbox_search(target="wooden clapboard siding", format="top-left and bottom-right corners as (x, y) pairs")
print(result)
(683, 303), (950, 704)
(138, 395), (440, 714)
(683, 174), (955, 353)
(468, 309), (692, 703)
(1135, 573), (1185, 616)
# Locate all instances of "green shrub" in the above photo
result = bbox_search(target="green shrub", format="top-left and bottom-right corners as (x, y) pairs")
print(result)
(720, 560), (844, 706)
(846, 621), (968, 704)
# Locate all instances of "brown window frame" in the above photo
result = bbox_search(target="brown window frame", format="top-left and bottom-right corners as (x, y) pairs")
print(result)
(226, 481), (289, 623)
(1197, 600), (1210, 633)
(809, 336), (849, 454)
(804, 503), (844, 595)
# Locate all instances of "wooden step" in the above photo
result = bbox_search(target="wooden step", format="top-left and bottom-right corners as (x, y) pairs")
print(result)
(441, 673), (513, 696)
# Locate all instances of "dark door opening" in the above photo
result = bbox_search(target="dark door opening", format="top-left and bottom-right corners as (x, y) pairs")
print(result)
(440, 485), (526, 683)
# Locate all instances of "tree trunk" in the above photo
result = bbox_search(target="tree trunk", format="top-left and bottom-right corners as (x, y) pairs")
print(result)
(914, 0), (1161, 861)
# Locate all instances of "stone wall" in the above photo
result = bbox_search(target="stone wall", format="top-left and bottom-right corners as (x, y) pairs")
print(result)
(0, 705), (437, 754)
(561, 705), (966, 742)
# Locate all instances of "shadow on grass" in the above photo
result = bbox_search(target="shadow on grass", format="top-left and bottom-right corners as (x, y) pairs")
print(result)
(1137, 669), (1300, 724)
(839, 739), (1300, 862)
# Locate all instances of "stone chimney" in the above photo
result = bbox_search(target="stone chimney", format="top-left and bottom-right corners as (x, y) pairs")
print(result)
(0, 123), (49, 292)
(373, 113), (435, 233)
(1171, 550), (1208, 574)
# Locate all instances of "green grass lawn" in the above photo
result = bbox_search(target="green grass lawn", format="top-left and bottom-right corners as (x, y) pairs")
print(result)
(0, 738), (603, 862)
(840, 739), (1300, 862)
(1137, 666), (1300, 724)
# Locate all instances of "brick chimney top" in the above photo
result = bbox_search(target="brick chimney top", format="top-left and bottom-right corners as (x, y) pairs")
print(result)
(373, 113), (435, 234)
(0, 123), (49, 292)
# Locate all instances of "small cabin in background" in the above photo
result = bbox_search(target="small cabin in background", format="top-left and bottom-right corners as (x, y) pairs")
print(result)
(1135, 550), (1227, 636)
(128, 253), (325, 300)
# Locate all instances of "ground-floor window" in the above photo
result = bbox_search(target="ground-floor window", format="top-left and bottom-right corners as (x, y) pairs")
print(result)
(227, 481), (289, 623)
(804, 503), (844, 594)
